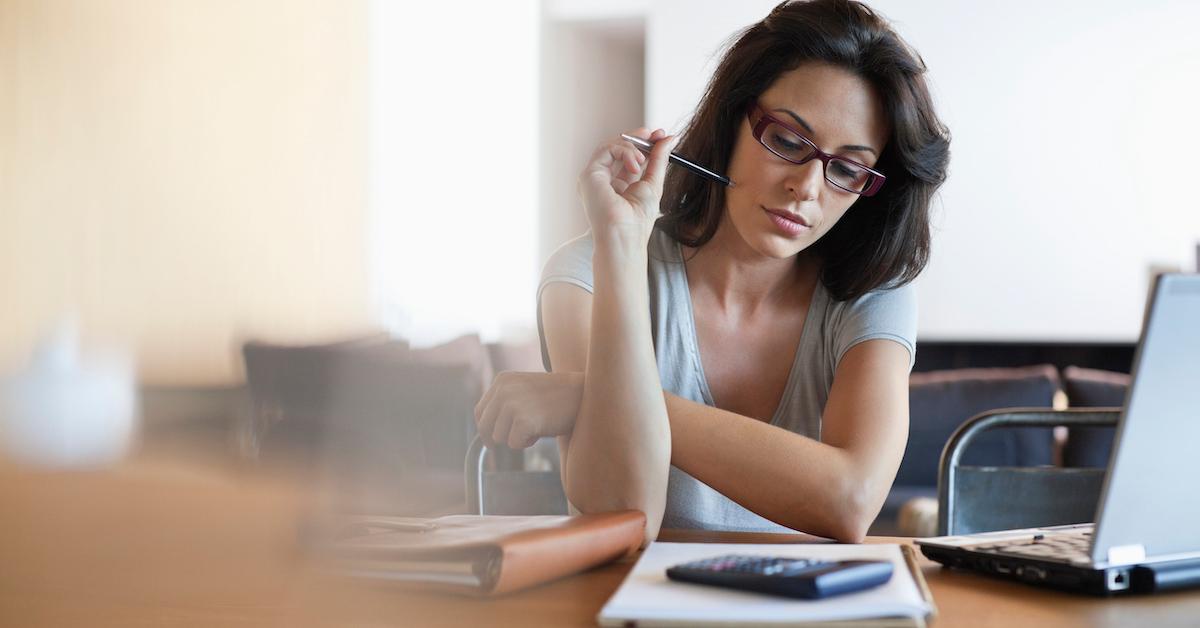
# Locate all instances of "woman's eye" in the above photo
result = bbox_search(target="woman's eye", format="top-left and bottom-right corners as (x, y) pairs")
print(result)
(772, 135), (801, 149)
(831, 161), (864, 179)
(771, 134), (803, 151)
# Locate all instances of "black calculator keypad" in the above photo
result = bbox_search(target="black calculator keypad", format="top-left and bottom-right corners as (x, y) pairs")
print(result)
(666, 554), (894, 599)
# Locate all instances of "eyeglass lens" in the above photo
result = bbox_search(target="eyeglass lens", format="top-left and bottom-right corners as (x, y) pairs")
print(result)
(760, 121), (874, 193)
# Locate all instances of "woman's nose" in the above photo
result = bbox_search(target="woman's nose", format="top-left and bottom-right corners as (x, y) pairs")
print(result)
(785, 159), (824, 202)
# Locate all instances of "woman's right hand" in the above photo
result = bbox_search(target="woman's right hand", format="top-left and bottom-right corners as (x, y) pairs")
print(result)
(474, 371), (584, 450)
(578, 128), (679, 240)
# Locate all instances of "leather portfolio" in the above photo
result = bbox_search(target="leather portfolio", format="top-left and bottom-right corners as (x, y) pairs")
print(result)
(313, 511), (646, 595)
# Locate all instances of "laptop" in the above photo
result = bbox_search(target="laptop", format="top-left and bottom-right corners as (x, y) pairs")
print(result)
(916, 273), (1200, 595)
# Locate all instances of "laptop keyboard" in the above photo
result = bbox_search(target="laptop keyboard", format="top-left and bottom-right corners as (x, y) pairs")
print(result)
(973, 531), (1093, 564)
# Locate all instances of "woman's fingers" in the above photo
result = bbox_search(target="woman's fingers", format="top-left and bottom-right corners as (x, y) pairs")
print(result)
(620, 144), (644, 176)
(583, 128), (663, 177)
(476, 403), (498, 448)
(474, 372), (508, 446)
(585, 129), (643, 177)
(629, 130), (677, 204)
(491, 405), (516, 450)
(473, 371), (582, 450)
(611, 145), (646, 191)
(578, 126), (674, 231)
(474, 376), (498, 426)
(506, 416), (534, 450)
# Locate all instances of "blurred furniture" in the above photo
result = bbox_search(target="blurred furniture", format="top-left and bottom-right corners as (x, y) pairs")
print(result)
(1062, 366), (1131, 468)
(318, 354), (480, 515)
(238, 329), (1135, 534)
(938, 408), (1121, 536)
(465, 435), (568, 516)
(914, 340), (1136, 376)
(240, 333), (497, 516)
(240, 333), (399, 466)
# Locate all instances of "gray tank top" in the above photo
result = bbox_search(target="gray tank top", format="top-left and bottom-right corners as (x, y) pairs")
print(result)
(536, 226), (917, 533)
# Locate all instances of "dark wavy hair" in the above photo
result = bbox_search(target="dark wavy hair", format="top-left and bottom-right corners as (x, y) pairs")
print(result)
(655, 0), (950, 301)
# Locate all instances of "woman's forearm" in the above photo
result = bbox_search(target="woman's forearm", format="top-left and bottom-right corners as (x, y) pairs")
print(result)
(664, 393), (878, 542)
(563, 228), (671, 542)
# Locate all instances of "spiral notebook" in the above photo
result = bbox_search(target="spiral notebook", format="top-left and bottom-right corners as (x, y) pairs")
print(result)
(599, 542), (935, 627)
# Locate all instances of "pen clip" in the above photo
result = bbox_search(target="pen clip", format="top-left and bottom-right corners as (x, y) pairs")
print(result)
(620, 133), (654, 151)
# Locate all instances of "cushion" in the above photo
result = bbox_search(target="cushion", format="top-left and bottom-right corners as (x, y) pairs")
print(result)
(1062, 365), (1129, 467)
(897, 364), (1061, 487)
(396, 334), (495, 399)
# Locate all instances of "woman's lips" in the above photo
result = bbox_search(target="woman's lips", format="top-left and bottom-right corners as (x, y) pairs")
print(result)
(764, 207), (811, 236)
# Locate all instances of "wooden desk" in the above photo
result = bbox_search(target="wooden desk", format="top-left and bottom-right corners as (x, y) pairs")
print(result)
(3, 458), (1199, 626)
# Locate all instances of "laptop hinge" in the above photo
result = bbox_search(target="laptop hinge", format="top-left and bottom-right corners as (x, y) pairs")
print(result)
(1107, 544), (1146, 565)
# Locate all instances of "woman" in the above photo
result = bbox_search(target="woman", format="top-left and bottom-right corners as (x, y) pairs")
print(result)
(475, 0), (949, 544)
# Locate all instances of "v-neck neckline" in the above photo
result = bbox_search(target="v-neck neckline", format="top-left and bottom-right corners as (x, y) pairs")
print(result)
(673, 237), (822, 426)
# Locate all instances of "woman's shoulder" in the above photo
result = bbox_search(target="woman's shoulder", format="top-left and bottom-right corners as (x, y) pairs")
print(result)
(540, 226), (680, 290)
(824, 280), (917, 319)
(818, 280), (918, 368)
(540, 231), (596, 290)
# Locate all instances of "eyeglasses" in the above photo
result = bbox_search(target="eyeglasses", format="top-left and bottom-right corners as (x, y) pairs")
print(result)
(747, 103), (886, 196)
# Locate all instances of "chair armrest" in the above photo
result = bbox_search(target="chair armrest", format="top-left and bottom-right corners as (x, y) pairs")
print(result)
(465, 434), (489, 515)
(937, 408), (1120, 535)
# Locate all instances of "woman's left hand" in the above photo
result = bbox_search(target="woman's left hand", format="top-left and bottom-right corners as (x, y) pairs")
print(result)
(474, 371), (584, 449)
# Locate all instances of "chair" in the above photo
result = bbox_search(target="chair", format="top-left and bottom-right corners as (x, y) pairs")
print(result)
(938, 408), (1120, 536)
(875, 365), (1063, 536)
(240, 335), (396, 465)
(242, 335), (484, 516)
(465, 435), (569, 515)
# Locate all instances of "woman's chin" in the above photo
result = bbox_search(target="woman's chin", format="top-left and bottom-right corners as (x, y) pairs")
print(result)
(751, 237), (810, 260)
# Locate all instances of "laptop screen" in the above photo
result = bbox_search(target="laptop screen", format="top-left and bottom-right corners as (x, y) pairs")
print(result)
(1091, 274), (1200, 565)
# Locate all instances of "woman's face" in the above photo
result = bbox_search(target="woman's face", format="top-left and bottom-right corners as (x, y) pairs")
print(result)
(722, 63), (890, 260)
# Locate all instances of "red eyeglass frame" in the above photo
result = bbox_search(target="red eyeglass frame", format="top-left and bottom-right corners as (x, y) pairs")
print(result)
(747, 102), (886, 197)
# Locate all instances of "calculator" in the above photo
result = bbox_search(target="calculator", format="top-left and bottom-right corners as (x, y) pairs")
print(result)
(665, 555), (894, 599)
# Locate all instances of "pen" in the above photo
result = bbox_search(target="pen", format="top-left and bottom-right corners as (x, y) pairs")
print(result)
(620, 133), (735, 187)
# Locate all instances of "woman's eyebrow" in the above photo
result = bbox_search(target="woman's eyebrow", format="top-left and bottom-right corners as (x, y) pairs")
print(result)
(775, 108), (879, 157)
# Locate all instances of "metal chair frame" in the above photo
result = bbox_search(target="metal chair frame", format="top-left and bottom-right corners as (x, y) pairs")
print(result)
(465, 435), (567, 516)
(465, 435), (488, 515)
(938, 407), (1121, 536)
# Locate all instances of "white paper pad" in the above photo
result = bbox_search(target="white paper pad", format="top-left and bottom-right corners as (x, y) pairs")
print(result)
(598, 542), (931, 626)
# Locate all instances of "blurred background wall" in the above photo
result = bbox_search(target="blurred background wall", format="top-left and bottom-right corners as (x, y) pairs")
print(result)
(0, 0), (373, 386)
(3, 0), (1199, 389)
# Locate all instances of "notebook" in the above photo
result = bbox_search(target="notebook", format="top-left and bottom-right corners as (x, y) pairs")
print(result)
(599, 542), (935, 627)
(310, 511), (645, 596)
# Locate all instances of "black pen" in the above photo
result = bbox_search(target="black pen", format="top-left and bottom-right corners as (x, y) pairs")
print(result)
(620, 133), (735, 187)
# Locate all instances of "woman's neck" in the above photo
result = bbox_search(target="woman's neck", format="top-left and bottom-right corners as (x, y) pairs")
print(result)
(681, 216), (818, 320)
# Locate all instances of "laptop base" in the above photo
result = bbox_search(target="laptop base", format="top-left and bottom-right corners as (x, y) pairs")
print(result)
(919, 543), (1123, 596)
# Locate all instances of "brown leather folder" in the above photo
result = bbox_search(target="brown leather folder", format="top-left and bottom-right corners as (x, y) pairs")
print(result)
(315, 511), (646, 596)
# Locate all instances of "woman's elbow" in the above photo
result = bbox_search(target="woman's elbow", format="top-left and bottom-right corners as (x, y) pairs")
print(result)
(562, 483), (664, 548)
(827, 478), (881, 544)
(563, 473), (663, 518)
(828, 516), (870, 544)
